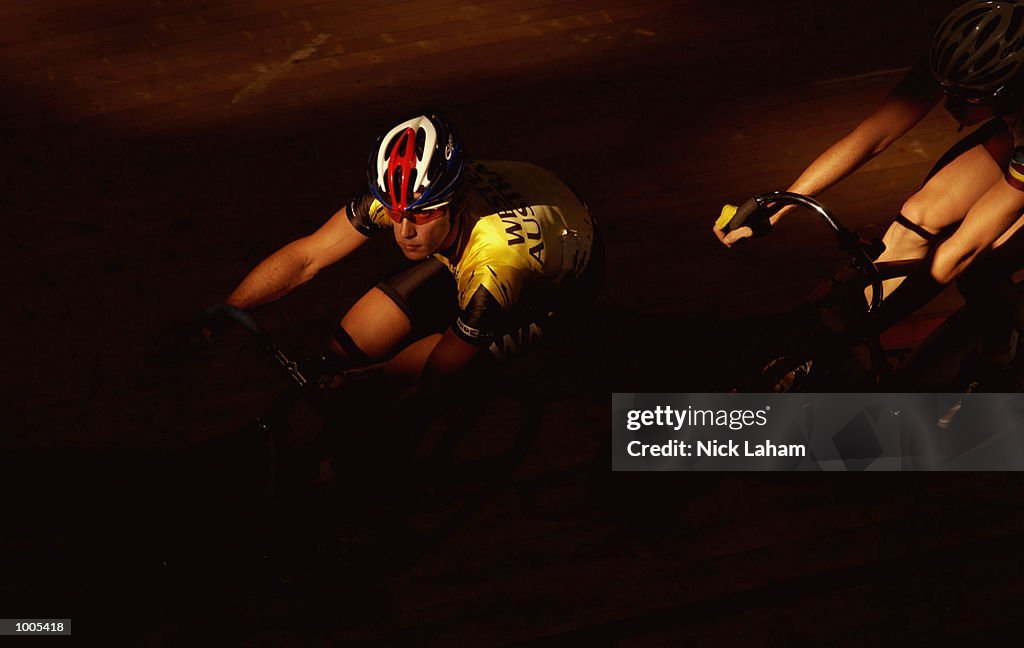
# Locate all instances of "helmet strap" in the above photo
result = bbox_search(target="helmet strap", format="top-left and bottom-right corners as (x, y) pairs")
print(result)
(438, 194), (467, 259)
(994, 86), (1023, 116)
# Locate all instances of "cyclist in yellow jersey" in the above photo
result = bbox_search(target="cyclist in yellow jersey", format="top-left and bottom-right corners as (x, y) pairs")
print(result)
(208, 112), (602, 387)
(348, 159), (596, 357)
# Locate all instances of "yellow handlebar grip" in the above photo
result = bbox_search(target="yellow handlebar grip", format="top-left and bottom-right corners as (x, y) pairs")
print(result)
(715, 204), (738, 231)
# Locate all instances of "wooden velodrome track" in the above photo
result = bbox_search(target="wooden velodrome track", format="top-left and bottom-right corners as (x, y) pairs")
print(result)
(4, 0), (1024, 643)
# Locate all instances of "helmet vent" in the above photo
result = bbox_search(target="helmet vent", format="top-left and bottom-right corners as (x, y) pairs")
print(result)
(415, 128), (426, 158)
(391, 168), (402, 197)
(955, 8), (990, 34)
(383, 136), (397, 161)
(951, 52), (972, 81)
(976, 61), (1014, 85)
(978, 19), (1000, 48)
(935, 43), (954, 72)
(1011, 7), (1024, 35)
(976, 42), (1000, 69)
(427, 150), (442, 182)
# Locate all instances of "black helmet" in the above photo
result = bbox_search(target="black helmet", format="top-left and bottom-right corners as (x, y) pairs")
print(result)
(930, 1), (1024, 98)
(367, 112), (465, 212)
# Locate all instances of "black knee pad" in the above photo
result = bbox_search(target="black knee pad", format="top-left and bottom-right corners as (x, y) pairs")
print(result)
(332, 324), (372, 365)
(377, 258), (456, 336)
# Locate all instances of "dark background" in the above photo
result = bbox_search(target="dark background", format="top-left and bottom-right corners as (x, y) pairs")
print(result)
(5, 0), (1023, 643)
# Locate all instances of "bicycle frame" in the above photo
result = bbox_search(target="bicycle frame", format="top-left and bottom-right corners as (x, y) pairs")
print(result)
(726, 193), (929, 391)
(196, 302), (545, 568)
(201, 303), (310, 388)
(742, 191), (887, 314)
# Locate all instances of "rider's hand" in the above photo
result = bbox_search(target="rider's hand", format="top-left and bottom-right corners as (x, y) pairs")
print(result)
(713, 201), (780, 247)
(189, 310), (233, 347)
(155, 310), (233, 363)
(713, 223), (757, 248)
(301, 352), (347, 390)
(147, 312), (228, 366)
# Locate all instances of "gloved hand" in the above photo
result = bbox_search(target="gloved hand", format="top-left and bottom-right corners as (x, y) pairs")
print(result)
(713, 200), (779, 247)
(189, 308), (235, 347)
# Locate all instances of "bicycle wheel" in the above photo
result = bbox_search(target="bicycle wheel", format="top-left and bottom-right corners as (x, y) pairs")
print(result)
(380, 376), (543, 566)
(735, 297), (886, 393)
(255, 371), (545, 577)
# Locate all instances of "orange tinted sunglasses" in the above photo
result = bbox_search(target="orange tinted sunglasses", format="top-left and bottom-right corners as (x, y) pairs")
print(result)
(387, 206), (448, 225)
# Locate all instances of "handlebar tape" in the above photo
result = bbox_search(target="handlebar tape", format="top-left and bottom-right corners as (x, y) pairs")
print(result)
(200, 303), (265, 339)
(715, 204), (739, 231)
(716, 198), (773, 238)
(715, 198), (765, 233)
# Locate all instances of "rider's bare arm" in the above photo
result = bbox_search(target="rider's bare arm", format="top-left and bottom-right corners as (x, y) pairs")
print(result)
(786, 62), (941, 201)
(716, 61), (942, 246)
(225, 205), (369, 310)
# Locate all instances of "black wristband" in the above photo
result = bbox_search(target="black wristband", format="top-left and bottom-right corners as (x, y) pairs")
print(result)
(748, 218), (773, 239)
(197, 310), (234, 338)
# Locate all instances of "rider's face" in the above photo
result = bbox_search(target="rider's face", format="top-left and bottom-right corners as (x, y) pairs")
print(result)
(944, 94), (998, 126)
(389, 207), (452, 260)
